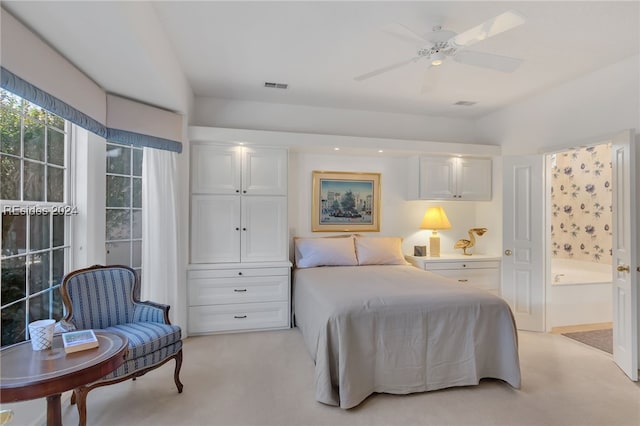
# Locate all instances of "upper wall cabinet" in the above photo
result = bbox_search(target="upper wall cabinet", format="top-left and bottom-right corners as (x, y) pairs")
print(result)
(191, 144), (287, 195)
(417, 156), (492, 201)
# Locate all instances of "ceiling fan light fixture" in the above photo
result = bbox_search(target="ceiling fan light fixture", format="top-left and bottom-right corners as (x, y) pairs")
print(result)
(431, 51), (445, 66)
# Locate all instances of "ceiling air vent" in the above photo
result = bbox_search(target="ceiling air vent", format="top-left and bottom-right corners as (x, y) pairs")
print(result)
(264, 82), (288, 89)
(454, 101), (477, 106)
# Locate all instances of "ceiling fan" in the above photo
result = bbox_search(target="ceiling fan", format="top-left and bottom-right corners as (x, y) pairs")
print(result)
(354, 10), (526, 82)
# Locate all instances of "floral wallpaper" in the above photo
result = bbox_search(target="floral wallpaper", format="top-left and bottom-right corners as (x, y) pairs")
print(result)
(550, 143), (612, 263)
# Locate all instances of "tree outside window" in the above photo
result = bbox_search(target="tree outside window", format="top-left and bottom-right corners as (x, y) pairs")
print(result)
(1, 90), (69, 347)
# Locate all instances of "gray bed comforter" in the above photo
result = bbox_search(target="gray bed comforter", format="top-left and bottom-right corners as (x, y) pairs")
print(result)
(293, 265), (521, 408)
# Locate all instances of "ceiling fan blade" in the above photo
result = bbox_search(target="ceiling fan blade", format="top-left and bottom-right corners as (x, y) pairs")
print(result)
(453, 50), (523, 72)
(381, 22), (430, 46)
(452, 10), (525, 48)
(354, 57), (420, 81)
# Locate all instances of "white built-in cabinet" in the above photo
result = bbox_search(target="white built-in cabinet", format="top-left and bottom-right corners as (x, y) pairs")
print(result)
(416, 156), (492, 201)
(189, 143), (290, 334)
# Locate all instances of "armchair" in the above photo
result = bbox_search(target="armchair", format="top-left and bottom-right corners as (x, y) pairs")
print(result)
(60, 265), (183, 425)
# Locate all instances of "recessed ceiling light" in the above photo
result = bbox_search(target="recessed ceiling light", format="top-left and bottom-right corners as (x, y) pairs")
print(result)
(334, 147), (340, 151)
(378, 150), (384, 153)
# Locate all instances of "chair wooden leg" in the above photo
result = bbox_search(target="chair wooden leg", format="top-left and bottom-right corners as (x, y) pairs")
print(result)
(74, 386), (90, 426)
(174, 349), (184, 393)
(70, 390), (76, 405)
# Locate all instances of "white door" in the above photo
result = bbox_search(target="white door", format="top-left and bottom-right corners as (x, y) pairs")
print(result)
(419, 156), (457, 199)
(190, 195), (241, 263)
(458, 157), (492, 201)
(241, 196), (288, 262)
(242, 148), (288, 195)
(190, 144), (241, 194)
(611, 130), (638, 381)
(502, 156), (545, 331)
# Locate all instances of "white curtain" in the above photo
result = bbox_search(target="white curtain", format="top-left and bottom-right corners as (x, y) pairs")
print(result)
(141, 147), (180, 323)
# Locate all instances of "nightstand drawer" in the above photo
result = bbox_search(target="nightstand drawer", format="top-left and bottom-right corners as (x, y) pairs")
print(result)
(426, 261), (500, 270)
(188, 275), (288, 306)
(188, 267), (289, 279)
(435, 268), (500, 292)
(188, 302), (290, 333)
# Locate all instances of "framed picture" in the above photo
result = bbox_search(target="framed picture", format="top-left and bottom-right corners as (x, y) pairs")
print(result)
(312, 171), (381, 232)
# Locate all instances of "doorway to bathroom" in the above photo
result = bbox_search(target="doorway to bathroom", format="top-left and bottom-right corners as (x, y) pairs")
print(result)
(545, 142), (613, 330)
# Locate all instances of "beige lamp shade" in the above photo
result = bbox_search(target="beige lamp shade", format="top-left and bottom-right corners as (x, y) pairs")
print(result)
(420, 207), (452, 230)
(420, 207), (451, 257)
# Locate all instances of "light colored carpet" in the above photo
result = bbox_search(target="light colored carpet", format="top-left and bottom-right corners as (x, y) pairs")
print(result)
(5, 328), (640, 426)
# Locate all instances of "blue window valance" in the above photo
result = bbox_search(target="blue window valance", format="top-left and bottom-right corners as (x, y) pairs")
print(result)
(1, 67), (182, 153)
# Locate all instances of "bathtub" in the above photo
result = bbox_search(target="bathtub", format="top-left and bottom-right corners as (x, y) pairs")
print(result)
(547, 258), (612, 328)
(551, 258), (612, 285)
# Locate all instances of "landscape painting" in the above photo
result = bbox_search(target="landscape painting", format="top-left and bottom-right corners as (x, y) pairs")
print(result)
(312, 171), (380, 232)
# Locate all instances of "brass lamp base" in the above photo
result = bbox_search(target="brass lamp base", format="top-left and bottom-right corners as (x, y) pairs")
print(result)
(429, 233), (441, 257)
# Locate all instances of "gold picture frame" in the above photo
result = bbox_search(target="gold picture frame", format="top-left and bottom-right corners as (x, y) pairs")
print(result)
(312, 171), (381, 232)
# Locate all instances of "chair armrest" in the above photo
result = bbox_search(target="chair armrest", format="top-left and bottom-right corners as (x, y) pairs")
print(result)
(133, 301), (171, 324)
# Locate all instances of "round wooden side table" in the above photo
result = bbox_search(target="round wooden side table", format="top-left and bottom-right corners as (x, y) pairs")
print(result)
(1, 330), (128, 426)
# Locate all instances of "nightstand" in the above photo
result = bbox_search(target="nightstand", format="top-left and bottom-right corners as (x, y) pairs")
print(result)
(406, 253), (501, 296)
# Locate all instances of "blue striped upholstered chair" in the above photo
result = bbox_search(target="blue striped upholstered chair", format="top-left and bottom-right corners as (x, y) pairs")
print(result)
(60, 264), (183, 425)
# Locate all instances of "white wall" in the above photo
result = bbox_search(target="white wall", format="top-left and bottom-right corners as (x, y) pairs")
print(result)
(476, 55), (640, 155)
(193, 97), (481, 144)
(288, 151), (494, 257)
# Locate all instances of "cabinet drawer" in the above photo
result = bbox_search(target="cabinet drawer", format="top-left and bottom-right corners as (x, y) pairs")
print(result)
(188, 267), (289, 280)
(188, 275), (288, 306)
(188, 302), (290, 333)
(426, 261), (500, 271)
(433, 268), (500, 292)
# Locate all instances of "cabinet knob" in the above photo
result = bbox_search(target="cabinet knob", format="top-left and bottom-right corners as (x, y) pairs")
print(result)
(234, 315), (247, 319)
(243, 190), (247, 194)
(458, 279), (469, 283)
(234, 288), (247, 292)
(236, 189), (240, 193)
(462, 264), (466, 268)
(504, 249), (513, 256)
(235, 227), (240, 231)
(242, 227), (247, 231)
(238, 272), (243, 275)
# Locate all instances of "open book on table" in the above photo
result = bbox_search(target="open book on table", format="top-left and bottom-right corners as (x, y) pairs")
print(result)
(62, 329), (99, 354)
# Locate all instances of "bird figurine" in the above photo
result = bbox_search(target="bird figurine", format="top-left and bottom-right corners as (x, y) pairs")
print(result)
(454, 227), (488, 255)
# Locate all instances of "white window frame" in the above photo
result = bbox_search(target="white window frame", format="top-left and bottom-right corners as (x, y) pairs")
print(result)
(105, 141), (143, 277)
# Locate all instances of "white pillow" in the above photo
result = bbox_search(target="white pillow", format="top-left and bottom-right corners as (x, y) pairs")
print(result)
(354, 237), (407, 265)
(295, 237), (358, 268)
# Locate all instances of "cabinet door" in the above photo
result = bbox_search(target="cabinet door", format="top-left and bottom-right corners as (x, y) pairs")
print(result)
(191, 195), (241, 263)
(241, 196), (288, 262)
(419, 157), (457, 199)
(457, 157), (492, 201)
(242, 148), (287, 195)
(191, 144), (241, 194)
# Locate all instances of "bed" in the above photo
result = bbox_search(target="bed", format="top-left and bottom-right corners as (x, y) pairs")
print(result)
(292, 236), (521, 409)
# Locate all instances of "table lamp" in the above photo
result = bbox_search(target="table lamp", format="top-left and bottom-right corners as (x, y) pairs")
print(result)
(420, 206), (452, 257)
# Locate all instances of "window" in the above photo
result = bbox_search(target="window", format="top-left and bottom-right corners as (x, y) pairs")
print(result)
(105, 142), (143, 278)
(1, 89), (71, 346)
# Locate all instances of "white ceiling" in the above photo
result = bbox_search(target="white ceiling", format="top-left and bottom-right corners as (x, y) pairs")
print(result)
(4, 1), (639, 119)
